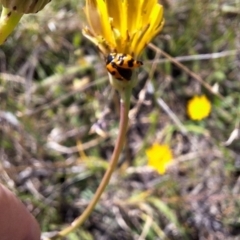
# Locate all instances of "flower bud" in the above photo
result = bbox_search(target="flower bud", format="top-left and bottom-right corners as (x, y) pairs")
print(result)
(1, 0), (51, 14)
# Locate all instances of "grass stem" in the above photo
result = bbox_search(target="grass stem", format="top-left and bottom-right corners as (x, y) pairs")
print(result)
(54, 87), (132, 238)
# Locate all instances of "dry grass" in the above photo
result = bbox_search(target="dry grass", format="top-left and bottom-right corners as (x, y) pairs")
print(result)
(1, 0), (240, 239)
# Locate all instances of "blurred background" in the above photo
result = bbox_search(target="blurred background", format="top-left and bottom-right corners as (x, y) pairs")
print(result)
(0, 0), (240, 239)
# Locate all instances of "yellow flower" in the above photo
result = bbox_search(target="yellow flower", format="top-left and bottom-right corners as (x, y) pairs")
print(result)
(83, 0), (164, 89)
(146, 143), (173, 175)
(83, 0), (164, 57)
(187, 95), (212, 121)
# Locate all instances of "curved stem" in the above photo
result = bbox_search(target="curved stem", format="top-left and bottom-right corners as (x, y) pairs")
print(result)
(0, 7), (23, 45)
(55, 87), (132, 238)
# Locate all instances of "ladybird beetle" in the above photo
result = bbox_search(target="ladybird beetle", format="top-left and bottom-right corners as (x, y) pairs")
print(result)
(106, 53), (143, 81)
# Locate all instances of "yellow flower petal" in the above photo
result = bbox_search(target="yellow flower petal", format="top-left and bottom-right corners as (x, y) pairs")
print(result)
(106, 0), (126, 41)
(141, 0), (156, 25)
(126, 0), (140, 34)
(84, 0), (102, 35)
(96, 0), (115, 46)
(134, 4), (164, 56)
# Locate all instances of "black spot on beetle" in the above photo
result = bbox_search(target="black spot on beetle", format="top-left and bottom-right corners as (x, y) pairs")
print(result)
(117, 67), (132, 81)
(13, 6), (17, 11)
(119, 59), (124, 66)
(7, 12), (12, 17)
(127, 59), (134, 68)
(110, 70), (116, 76)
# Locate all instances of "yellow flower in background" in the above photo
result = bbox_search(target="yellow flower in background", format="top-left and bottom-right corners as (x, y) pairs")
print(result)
(187, 95), (212, 121)
(146, 143), (173, 175)
(83, 0), (164, 57)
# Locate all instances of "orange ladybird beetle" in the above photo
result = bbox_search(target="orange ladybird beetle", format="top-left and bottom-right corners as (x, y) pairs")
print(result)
(106, 53), (143, 81)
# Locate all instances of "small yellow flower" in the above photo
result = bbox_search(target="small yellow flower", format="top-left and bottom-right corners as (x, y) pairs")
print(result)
(187, 95), (212, 121)
(83, 0), (164, 57)
(146, 143), (173, 175)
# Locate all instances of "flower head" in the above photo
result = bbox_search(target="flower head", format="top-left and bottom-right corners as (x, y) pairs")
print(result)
(83, 0), (164, 57)
(146, 143), (173, 175)
(83, 0), (164, 89)
(187, 95), (212, 121)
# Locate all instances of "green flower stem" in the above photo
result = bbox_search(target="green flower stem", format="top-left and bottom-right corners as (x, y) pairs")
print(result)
(0, 7), (23, 45)
(54, 86), (133, 238)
